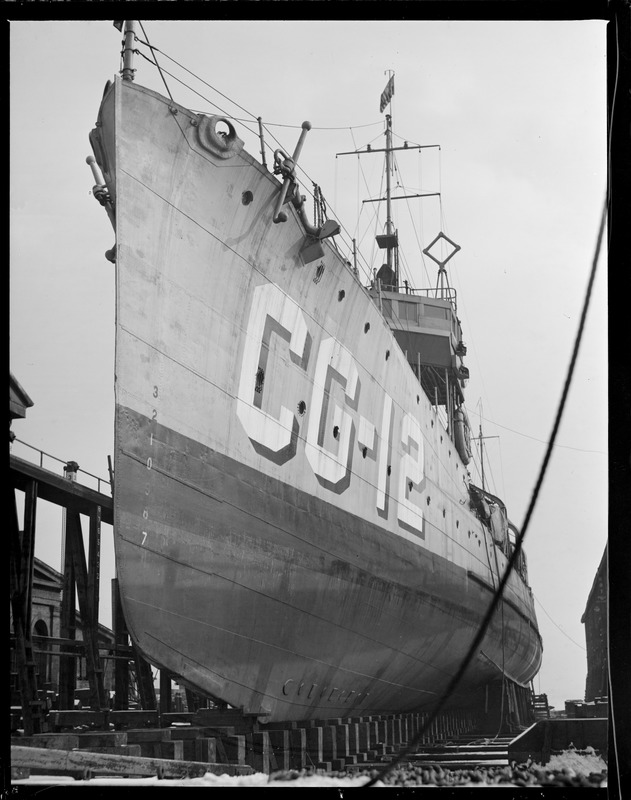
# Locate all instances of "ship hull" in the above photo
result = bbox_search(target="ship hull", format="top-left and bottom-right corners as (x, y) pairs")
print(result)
(93, 76), (542, 721)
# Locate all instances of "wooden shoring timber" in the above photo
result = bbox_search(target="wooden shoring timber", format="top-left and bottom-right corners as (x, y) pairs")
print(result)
(112, 576), (157, 710)
(10, 480), (42, 736)
(21, 479), (38, 631)
(64, 510), (106, 710)
(10, 745), (254, 779)
(111, 578), (130, 710)
(133, 647), (158, 711)
(59, 511), (76, 709)
(160, 670), (173, 715)
(26, 633), (132, 654)
(88, 505), (101, 639)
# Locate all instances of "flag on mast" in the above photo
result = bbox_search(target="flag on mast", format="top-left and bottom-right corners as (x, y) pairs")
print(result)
(380, 75), (395, 113)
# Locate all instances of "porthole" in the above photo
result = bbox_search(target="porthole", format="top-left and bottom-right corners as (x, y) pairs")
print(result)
(385, 350), (390, 360)
(456, 520), (460, 529)
(298, 400), (307, 416)
(387, 465), (392, 476)
(442, 509), (446, 518)
(364, 323), (370, 333)
(242, 190), (253, 205)
(362, 446), (368, 458)
(408, 481), (414, 492)
(333, 425), (340, 439)
(426, 496), (431, 506)
(338, 290), (345, 301)
(417, 395), (420, 404)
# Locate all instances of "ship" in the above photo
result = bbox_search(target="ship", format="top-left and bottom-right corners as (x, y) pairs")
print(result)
(86, 21), (542, 723)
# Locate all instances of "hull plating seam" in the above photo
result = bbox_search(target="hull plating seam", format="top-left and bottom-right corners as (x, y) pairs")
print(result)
(120, 446), (224, 503)
(120, 534), (485, 682)
(139, 616), (440, 700)
(120, 431), (493, 584)
(114, 411), (540, 712)
(467, 571), (542, 640)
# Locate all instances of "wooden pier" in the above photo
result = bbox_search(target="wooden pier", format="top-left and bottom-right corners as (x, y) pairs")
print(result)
(9, 451), (159, 735)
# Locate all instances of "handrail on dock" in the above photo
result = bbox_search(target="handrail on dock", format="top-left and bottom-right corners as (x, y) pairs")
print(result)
(10, 438), (111, 496)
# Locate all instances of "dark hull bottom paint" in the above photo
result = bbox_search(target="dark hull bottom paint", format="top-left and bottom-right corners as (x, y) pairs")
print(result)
(115, 406), (541, 722)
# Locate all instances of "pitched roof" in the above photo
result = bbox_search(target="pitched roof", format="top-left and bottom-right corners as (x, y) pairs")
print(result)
(10, 373), (34, 420)
(34, 557), (64, 589)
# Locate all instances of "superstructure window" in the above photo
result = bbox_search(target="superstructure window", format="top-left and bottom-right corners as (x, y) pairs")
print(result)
(398, 301), (418, 323)
(423, 304), (448, 320)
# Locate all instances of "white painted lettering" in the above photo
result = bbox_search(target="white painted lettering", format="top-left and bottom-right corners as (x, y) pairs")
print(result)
(305, 337), (359, 486)
(236, 283), (308, 452)
(398, 411), (425, 535)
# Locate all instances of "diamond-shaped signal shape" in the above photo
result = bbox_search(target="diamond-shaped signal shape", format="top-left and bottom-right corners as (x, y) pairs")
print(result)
(423, 231), (461, 268)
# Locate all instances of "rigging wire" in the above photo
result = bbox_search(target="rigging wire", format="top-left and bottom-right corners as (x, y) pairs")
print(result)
(496, 433), (508, 504)
(137, 23), (173, 103)
(131, 30), (450, 298)
(473, 431), (497, 496)
(345, 127), (386, 279)
(391, 151), (434, 287)
(466, 407), (606, 455)
(133, 39), (375, 280)
(136, 35), (381, 131)
(362, 192), (607, 787)
(533, 595), (587, 652)
(135, 37), (266, 126)
(134, 50), (261, 141)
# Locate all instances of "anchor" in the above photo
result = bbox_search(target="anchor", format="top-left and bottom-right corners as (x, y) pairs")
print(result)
(272, 121), (312, 224)
(272, 123), (340, 261)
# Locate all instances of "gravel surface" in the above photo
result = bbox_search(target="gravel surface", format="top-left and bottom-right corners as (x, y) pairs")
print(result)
(268, 752), (608, 788)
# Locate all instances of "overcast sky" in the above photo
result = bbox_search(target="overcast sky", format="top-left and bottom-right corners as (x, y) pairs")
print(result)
(10, 20), (607, 710)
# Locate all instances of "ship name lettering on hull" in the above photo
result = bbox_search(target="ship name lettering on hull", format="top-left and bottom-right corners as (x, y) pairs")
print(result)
(282, 678), (369, 704)
(237, 283), (425, 539)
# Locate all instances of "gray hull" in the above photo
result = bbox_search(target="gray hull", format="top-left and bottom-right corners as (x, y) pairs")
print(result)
(91, 75), (542, 722)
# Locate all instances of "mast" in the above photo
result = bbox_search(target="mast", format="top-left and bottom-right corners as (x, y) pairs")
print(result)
(479, 424), (485, 491)
(120, 20), (137, 82)
(384, 112), (396, 281)
(337, 73), (442, 294)
(476, 406), (499, 492)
